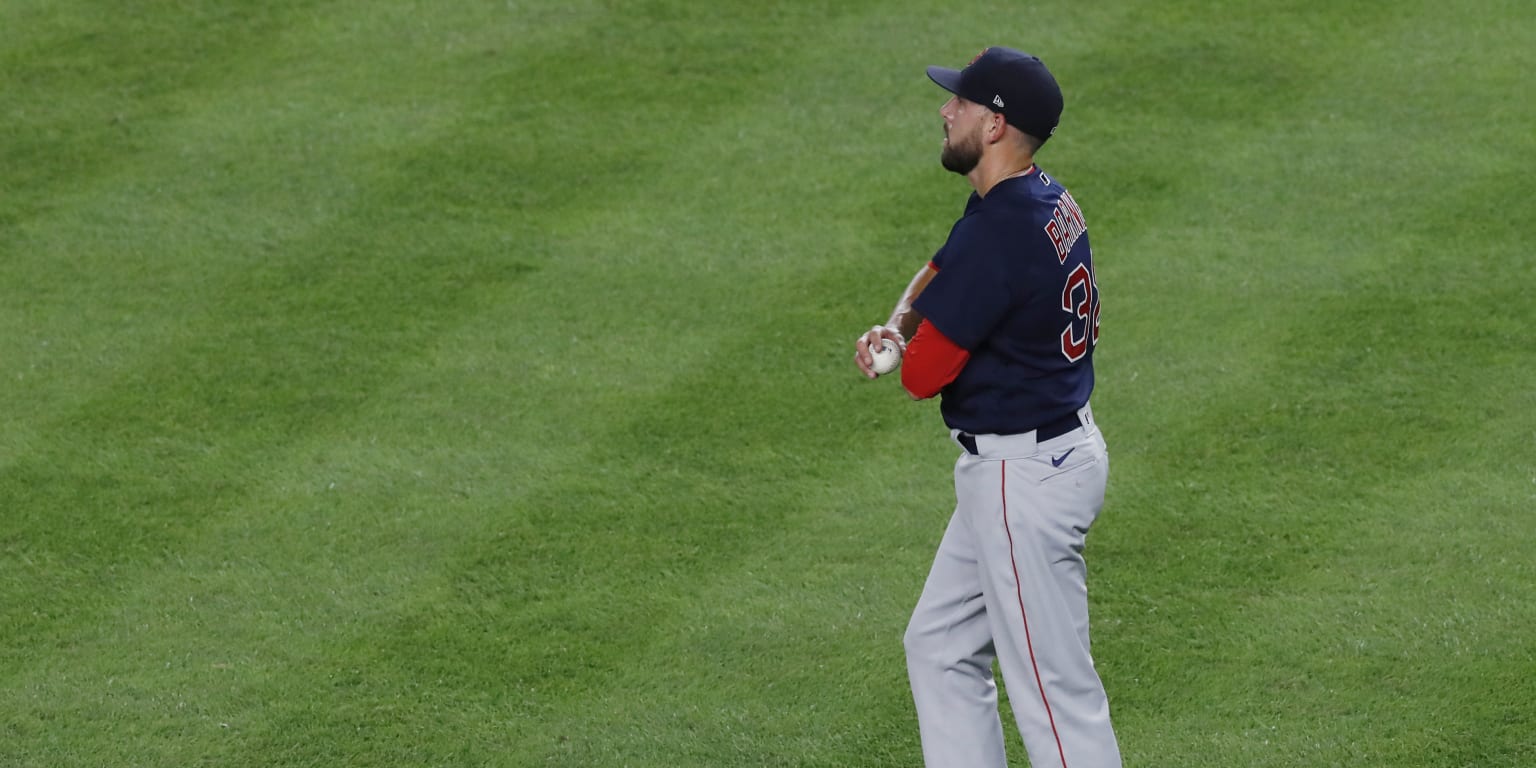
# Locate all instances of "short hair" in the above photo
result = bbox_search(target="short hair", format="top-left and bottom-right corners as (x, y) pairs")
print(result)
(1013, 128), (1044, 155)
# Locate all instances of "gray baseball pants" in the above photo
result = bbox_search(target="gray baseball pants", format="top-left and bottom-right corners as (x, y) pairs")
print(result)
(904, 407), (1122, 768)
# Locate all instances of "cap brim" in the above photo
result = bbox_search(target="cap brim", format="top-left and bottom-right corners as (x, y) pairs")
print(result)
(925, 65), (963, 95)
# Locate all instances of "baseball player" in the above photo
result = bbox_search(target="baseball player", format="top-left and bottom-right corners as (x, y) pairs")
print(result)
(853, 48), (1120, 768)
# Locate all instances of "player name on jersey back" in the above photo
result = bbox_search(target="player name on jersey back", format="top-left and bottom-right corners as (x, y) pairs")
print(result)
(1044, 189), (1087, 264)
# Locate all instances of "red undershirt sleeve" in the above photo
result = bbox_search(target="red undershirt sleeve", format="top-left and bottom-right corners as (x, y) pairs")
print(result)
(901, 318), (970, 399)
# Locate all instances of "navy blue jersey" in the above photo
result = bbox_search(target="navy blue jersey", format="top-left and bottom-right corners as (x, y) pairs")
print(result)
(912, 167), (1100, 434)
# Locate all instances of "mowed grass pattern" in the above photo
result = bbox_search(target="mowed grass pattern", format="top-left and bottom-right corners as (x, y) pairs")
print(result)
(2, 1), (1533, 766)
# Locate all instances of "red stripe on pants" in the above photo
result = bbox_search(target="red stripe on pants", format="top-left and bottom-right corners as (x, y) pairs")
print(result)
(1001, 460), (1070, 768)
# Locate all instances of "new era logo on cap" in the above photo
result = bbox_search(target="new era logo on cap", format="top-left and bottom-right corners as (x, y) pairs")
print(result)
(926, 46), (1064, 143)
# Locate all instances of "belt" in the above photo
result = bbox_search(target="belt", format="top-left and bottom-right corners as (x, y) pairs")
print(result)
(956, 410), (1085, 456)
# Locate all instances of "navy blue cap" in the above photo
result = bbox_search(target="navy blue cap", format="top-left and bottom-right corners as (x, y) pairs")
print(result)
(927, 47), (1064, 142)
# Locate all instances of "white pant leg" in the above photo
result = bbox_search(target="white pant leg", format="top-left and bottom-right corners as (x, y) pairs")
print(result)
(960, 429), (1122, 768)
(904, 502), (1009, 768)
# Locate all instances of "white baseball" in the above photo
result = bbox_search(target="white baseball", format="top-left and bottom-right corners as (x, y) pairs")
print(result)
(870, 338), (901, 375)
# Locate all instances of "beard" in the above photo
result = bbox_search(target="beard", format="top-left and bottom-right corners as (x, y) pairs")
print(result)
(940, 127), (982, 175)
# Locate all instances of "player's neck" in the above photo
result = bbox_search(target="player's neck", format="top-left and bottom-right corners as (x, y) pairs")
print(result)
(970, 150), (1036, 198)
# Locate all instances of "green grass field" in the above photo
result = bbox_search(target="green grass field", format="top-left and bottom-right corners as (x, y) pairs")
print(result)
(3, 0), (1533, 765)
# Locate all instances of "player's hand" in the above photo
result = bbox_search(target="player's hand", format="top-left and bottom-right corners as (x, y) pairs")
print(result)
(853, 325), (905, 380)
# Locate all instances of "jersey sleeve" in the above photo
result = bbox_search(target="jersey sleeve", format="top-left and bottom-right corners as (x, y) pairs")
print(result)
(929, 193), (981, 272)
(911, 213), (1014, 351)
(901, 319), (970, 399)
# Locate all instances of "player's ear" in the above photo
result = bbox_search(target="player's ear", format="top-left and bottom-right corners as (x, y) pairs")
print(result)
(986, 112), (1008, 144)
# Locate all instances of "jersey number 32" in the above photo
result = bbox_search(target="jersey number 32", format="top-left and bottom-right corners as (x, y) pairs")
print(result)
(1060, 263), (1100, 363)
